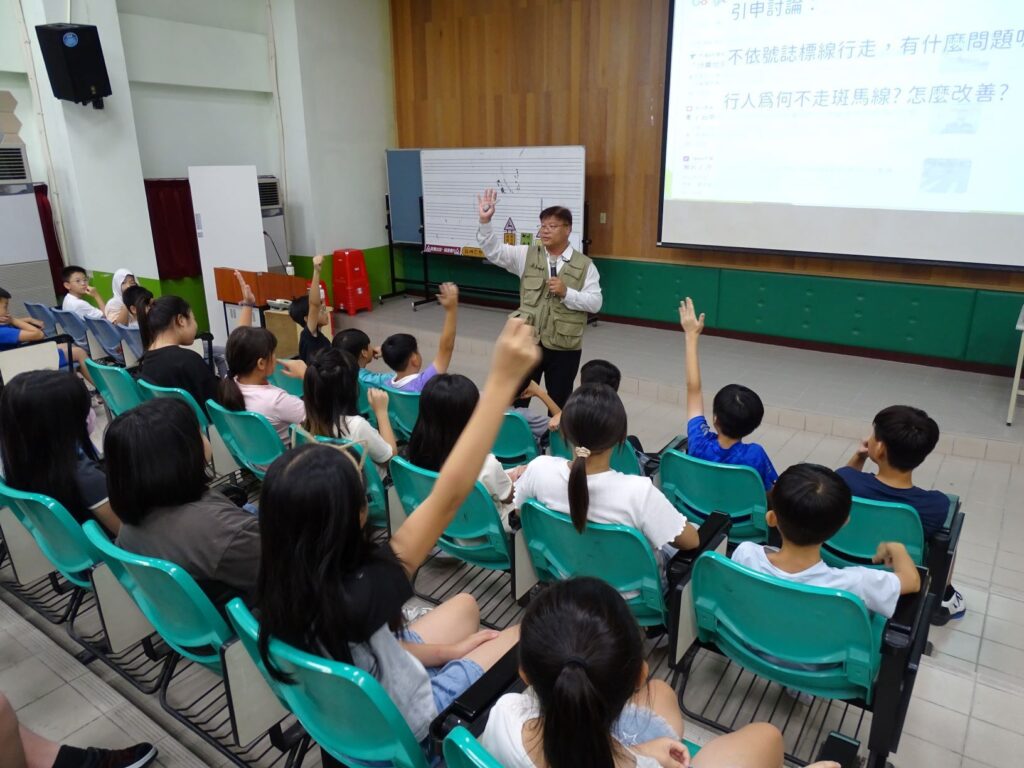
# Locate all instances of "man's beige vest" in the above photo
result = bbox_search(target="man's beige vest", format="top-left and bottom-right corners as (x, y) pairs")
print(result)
(512, 245), (592, 351)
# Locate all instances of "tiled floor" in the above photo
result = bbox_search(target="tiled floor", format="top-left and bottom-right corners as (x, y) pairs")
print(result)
(2, 299), (1022, 766)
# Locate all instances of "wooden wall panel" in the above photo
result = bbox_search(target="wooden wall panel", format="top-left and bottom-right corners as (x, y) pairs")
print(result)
(390, 0), (1024, 292)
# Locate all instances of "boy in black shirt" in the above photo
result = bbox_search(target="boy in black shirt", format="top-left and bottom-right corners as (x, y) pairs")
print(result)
(289, 254), (331, 363)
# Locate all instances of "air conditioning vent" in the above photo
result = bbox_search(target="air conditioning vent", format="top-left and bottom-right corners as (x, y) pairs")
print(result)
(0, 146), (29, 183)
(258, 176), (280, 208)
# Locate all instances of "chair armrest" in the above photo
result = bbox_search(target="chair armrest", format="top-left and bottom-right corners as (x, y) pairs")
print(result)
(884, 567), (931, 646)
(667, 512), (731, 589)
(428, 645), (523, 744)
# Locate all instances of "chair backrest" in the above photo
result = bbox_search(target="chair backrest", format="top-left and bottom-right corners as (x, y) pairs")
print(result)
(268, 362), (303, 397)
(519, 499), (667, 627)
(548, 430), (642, 475)
(206, 400), (285, 478)
(658, 449), (768, 542)
(52, 309), (89, 348)
(493, 412), (540, 468)
(0, 340), (59, 384)
(138, 379), (210, 429)
(383, 385), (420, 440)
(23, 302), (58, 337)
(85, 359), (145, 417)
(116, 325), (144, 366)
(83, 316), (124, 361)
(225, 599), (430, 768)
(0, 482), (98, 589)
(691, 551), (883, 702)
(391, 456), (511, 570)
(443, 727), (502, 768)
(823, 496), (925, 568)
(82, 521), (234, 669)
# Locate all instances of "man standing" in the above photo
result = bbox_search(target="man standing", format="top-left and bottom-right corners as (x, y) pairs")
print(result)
(476, 188), (602, 409)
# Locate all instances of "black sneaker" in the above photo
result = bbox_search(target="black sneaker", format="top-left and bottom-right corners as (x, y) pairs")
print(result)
(80, 743), (158, 768)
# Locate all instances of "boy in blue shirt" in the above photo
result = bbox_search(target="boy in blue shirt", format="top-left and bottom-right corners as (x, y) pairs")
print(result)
(333, 327), (395, 389)
(679, 297), (777, 491)
(836, 404), (965, 624)
(0, 287), (92, 385)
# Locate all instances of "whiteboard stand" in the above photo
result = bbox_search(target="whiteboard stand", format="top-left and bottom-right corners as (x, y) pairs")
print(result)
(1006, 304), (1024, 426)
(380, 193), (431, 304)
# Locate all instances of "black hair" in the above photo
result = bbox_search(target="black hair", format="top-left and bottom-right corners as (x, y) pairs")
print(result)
(104, 399), (209, 525)
(121, 285), (153, 321)
(138, 295), (192, 349)
(220, 327), (278, 411)
(873, 405), (939, 471)
(61, 265), (86, 284)
(580, 359), (621, 392)
(519, 577), (644, 768)
(712, 383), (765, 439)
(560, 385), (628, 533)
(256, 444), (398, 683)
(381, 332), (418, 372)
(0, 370), (98, 516)
(332, 328), (372, 360)
(406, 374), (479, 471)
(539, 206), (573, 228)
(771, 463), (852, 546)
(302, 348), (360, 438)
(288, 295), (309, 326)
(0, 287), (10, 300)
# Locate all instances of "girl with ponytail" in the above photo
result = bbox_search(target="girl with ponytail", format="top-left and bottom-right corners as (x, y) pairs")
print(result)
(513, 384), (700, 564)
(481, 577), (792, 768)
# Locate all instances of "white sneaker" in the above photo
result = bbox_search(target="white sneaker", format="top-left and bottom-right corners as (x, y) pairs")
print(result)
(932, 588), (966, 626)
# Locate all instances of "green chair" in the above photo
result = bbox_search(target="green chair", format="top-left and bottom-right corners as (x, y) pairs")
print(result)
(269, 362), (303, 397)
(85, 359), (145, 417)
(383, 385), (420, 441)
(138, 379), (209, 429)
(357, 381), (378, 427)
(226, 598), (432, 768)
(519, 499), (669, 628)
(206, 400), (285, 479)
(657, 449), (768, 542)
(549, 430), (643, 475)
(493, 412), (540, 468)
(288, 425), (389, 529)
(822, 496), (925, 569)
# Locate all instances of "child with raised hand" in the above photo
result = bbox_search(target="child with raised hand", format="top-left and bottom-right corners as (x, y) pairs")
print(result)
(302, 347), (397, 473)
(732, 463), (920, 618)
(481, 576), (793, 768)
(382, 282), (459, 392)
(289, 254), (332, 363)
(680, 297), (777, 491)
(255, 318), (540, 745)
(514, 384), (700, 560)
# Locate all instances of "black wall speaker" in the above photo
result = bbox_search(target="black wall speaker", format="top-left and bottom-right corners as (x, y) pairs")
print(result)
(34, 24), (112, 109)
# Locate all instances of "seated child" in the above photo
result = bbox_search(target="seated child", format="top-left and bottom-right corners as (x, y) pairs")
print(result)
(382, 282), (458, 391)
(333, 327), (393, 389)
(104, 268), (137, 324)
(288, 255), (332, 363)
(732, 464), (920, 618)
(120, 284), (153, 328)
(481, 577), (791, 768)
(220, 326), (306, 442)
(680, 297), (777, 491)
(0, 287), (92, 384)
(836, 405), (964, 622)
(60, 265), (105, 321)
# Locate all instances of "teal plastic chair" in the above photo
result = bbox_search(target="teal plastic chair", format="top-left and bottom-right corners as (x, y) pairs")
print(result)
(549, 430), (643, 475)
(289, 425), (389, 528)
(519, 499), (668, 628)
(83, 521), (232, 670)
(493, 412), (540, 468)
(268, 362), (303, 397)
(225, 599), (431, 768)
(657, 449), (768, 542)
(85, 359), (145, 417)
(356, 381), (379, 427)
(138, 379), (209, 429)
(391, 456), (511, 571)
(822, 496), (925, 569)
(206, 400), (285, 479)
(383, 385), (421, 441)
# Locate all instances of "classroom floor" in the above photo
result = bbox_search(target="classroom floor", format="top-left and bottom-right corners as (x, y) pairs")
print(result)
(2, 299), (1022, 767)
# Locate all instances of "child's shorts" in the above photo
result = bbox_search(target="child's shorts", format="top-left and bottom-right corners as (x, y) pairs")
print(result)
(613, 704), (678, 745)
(402, 629), (485, 714)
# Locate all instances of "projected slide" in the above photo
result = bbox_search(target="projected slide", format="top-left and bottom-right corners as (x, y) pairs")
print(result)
(660, 0), (1024, 267)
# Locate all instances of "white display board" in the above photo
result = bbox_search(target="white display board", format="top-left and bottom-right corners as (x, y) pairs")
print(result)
(0, 185), (47, 266)
(421, 146), (585, 256)
(187, 166), (265, 343)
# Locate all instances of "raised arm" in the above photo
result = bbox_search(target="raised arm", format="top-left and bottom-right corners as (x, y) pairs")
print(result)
(679, 297), (706, 420)
(433, 282), (458, 373)
(521, 380), (561, 418)
(476, 188), (528, 276)
(873, 542), (922, 595)
(306, 255), (324, 335)
(234, 270), (256, 328)
(367, 388), (399, 457)
(390, 319), (540, 574)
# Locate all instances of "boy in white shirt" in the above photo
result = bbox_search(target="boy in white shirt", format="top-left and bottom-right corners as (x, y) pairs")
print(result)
(61, 265), (106, 321)
(732, 463), (920, 618)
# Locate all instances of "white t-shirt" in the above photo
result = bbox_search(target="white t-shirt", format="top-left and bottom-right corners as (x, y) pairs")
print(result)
(235, 381), (306, 442)
(513, 456), (689, 551)
(480, 454), (514, 528)
(481, 691), (659, 768)
(731, 542), (902, 618)
(62, 293), (104, 321)
(338, 414), (393, 468)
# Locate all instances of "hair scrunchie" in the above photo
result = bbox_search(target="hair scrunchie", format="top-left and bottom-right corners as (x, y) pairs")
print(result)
(573, 446), (591, 459)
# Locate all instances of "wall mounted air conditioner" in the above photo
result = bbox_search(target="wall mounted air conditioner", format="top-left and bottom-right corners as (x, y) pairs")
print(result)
(258, 175), (289, 274)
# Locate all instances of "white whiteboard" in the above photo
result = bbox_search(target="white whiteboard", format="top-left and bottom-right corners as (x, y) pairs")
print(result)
(421, 146), (585, 257)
